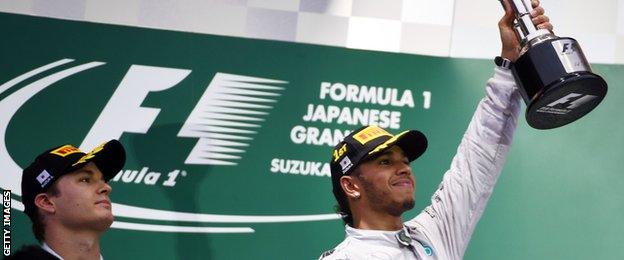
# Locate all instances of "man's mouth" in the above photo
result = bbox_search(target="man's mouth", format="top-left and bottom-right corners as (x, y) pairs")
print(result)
(95, 199), (111, 208)
(392, 179), (413, 188)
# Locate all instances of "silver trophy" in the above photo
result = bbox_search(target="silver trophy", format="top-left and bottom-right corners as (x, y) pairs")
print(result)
(506, 0), (608, 129)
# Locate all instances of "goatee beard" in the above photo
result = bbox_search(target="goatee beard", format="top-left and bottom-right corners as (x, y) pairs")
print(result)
(387, 198), (415, 217)
(402, 199), (415, 211)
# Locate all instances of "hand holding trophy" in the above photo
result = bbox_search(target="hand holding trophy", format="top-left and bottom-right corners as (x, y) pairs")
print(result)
(500, 0), (608, 129)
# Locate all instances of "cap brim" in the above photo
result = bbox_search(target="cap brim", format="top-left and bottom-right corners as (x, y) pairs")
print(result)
(71, 140), (126, 181)
(367, 130), (427, 162)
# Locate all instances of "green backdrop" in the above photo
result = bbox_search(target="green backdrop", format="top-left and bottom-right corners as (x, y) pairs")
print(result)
(1, 13), (623, 259)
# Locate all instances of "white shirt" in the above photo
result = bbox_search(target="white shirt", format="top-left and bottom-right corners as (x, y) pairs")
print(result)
(42, 242), (104, 260)
(320, 67), (521, 260)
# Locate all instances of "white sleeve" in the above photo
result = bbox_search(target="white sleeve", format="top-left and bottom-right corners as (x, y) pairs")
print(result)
(408, 67), (522, 259)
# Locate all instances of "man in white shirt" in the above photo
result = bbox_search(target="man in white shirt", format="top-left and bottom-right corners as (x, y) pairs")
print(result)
(320, 0), (553, 259)
(8, 140), (125, 260)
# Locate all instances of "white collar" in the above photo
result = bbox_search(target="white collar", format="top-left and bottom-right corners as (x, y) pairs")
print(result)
(42, 242), (104, 260)
(345, 224), (404, 247)
(41, 243), (64, 260)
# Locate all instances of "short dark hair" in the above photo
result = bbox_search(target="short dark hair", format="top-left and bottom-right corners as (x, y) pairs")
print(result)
(31, 182), (61, 242)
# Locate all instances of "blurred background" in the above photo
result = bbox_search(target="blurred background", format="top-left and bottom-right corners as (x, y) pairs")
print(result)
(1, 0), (623, 63)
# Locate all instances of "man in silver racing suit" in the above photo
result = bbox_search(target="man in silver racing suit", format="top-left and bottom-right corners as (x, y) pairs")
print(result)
(320, 0), (553, 259)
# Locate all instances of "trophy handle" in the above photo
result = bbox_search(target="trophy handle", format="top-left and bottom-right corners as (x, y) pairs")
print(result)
(505, 0), (553, 54)
(510, 0), (537, 37)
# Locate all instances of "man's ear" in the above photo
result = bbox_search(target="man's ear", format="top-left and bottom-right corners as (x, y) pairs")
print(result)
(34, 193), (56, 215)
(340, 176), (361, 200)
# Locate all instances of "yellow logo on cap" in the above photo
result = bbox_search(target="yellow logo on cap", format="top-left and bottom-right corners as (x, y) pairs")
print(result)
(368, 131), (408, 155)
(353, 126), (391, 145)
(333, 144), (348, 162)
(50, 145), (81, 157)
(72, 142), (106, 166)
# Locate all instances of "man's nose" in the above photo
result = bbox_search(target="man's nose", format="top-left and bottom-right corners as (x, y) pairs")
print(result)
(99, 182), (112, 195)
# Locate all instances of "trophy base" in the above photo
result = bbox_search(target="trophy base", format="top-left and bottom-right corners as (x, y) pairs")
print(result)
(513, 37), (608, 129)
(526, 72), (607, 129)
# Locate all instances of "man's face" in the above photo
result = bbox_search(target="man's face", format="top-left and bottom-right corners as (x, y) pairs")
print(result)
(355, 145), (415, 216)
(48, 162), (114, 232)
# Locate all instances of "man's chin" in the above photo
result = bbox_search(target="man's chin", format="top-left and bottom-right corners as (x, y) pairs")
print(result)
(402, 199), (415, 211)
(387, 198), (416, 216)
(95, 214), (115, 231)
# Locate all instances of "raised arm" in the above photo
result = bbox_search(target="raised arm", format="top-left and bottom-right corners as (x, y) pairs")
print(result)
(407, 0), (552, 259)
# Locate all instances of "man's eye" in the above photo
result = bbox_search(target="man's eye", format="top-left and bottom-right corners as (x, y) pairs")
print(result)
(379, 159), (391, 165)
(80, 177), (90, 183)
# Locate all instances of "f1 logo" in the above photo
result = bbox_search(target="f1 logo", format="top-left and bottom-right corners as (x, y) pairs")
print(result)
(561, 43), (575, 54)
(547, 93), (597, 109)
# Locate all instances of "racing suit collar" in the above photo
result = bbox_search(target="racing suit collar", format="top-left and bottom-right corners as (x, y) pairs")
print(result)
(345, 225), (405, 248)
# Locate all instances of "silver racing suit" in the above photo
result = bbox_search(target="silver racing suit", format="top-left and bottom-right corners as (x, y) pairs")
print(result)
(320, 67), (522, 260)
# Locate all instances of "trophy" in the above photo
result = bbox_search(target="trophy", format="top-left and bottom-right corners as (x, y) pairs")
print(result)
(505, 0), (608, 129)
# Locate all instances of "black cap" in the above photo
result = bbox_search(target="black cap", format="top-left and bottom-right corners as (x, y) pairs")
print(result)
(21, 140), (126, 221)
(330, 125), (427, 180)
